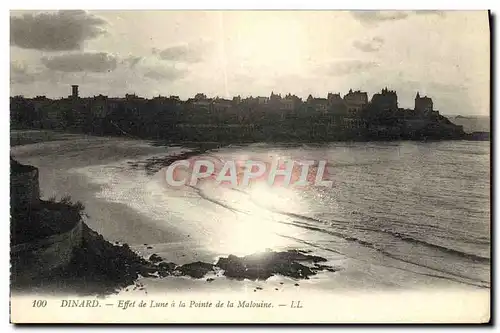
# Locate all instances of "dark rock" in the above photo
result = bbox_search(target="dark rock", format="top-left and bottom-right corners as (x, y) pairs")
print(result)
(214, 250), (330, 280)
(139, 266), (157, 277)
(314, 264), (341, 273)
(176, 261), (214, 279)
(285, 249), (327, 263)
(216, 255), (248, 280)
(157, 262), (176, 272)
(149, 254), (163, 263)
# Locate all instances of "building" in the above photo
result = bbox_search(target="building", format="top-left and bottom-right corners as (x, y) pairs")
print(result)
(268, 91), (283, 109)
(212, 98), (233, 112)
(191, 93), (213, 109)
(307, 95), (329, 113)
(232, 95), (241, 105)
(269, 91), (281, 103)
(90, 95), (109, 118)
(194, 93), (207, 100)
(371, 87), (398, 112)
(281, 94), (301, 111)
(414, 92), (434, 114)
(256, 96), (269, 105)
(327, 93), (343, 104)
(125, 93), (141, 100)
(327, 93), (348, 114)
(280, 98), (295, 111)
(343, 89), (368, 115)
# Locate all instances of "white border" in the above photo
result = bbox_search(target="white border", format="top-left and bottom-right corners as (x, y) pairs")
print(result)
(2, 2), (497, 331)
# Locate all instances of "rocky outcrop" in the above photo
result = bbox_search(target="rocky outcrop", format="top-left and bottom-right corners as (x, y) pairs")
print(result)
(215, 250), (335, 280)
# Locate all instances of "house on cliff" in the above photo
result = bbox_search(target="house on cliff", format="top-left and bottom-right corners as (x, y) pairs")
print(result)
(415, 92), (434, 115)
(371, 88), (398, 112)
(343, 89), (368, 116)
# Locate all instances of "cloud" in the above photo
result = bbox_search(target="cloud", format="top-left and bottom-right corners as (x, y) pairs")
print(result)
(10, 10), (107, 51)
(351, 10), (445, 26)
(153, 40), (212, 63)
(404, 79), (468, 95)
(121, 55), (143, 68)
(10, 63), (36, 84)
(10, 62), (53, 84)
(319, 60), (379, 76)
(353, 36), (384, 52)
(143, 66), (186, 81)
(41, 52), (118, 73)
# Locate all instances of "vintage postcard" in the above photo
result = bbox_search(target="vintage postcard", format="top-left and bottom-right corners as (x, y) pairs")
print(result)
(9, 10), (490, 324)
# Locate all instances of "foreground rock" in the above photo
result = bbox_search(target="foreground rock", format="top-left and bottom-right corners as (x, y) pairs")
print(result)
(215, 250), (336, 280)
(12, 223), (339, 295)
(176, 262), (215, 279)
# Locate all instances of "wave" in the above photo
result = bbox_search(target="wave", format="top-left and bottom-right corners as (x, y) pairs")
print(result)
(353, 225), (490, 262)
(277, 233), (488, 289)
(246, 202), (489, 262)
(202, 183), (490, 265)
(272, 219), (489, 288)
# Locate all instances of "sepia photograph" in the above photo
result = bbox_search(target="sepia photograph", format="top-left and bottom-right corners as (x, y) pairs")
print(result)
(8, 9), (491, 324)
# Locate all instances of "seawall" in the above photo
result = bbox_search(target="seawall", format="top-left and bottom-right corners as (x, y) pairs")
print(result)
(11, 219), (83, 282)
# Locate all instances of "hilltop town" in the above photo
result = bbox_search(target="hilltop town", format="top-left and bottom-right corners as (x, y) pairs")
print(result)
(11, 86), (468, 142)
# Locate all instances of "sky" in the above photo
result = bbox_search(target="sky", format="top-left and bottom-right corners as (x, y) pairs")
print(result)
(9, 10), (490, 115)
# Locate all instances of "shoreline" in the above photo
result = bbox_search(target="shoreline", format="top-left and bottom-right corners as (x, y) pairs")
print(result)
(10, 127), (490, 149)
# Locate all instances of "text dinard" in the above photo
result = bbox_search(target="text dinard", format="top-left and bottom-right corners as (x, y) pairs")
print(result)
(59, 299), (274, 309)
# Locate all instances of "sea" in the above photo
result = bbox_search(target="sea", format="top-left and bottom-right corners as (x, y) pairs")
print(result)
(10, 130), (490, 290)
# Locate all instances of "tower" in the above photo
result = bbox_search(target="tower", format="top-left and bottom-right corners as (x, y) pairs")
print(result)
(71, 85), (79, 98)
